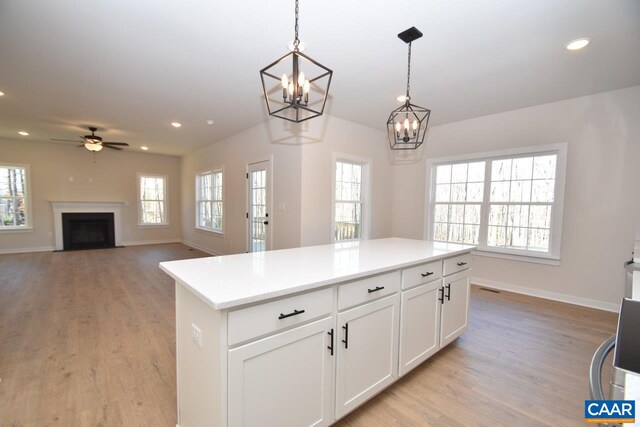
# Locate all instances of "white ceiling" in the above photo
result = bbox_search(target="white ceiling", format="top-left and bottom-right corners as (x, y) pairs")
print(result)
(0, 0), (639, 156)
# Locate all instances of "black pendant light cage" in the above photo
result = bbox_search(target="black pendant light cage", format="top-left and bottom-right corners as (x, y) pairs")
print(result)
(260, 0), (333, 123)
(387, 27), (431, 150)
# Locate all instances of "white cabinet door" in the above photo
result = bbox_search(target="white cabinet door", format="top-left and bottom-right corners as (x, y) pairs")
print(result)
(399, 281), (442, 376)
(440, 272), (470, 347)
(335, 294), (400, 420)
(228, 317), (334, 427)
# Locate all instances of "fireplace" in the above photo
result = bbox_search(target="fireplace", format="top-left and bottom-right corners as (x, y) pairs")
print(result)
(51, 201), (124, 251)
(62, 212), (115, 251)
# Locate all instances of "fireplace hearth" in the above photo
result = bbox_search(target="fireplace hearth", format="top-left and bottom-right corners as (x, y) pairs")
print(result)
(62, 212), (115, 251)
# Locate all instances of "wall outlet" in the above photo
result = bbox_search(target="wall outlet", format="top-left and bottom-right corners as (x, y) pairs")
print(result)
(191, 323), (203, 348)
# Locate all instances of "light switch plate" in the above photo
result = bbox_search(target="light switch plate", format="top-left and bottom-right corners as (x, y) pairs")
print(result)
(191, 323), (203, 348)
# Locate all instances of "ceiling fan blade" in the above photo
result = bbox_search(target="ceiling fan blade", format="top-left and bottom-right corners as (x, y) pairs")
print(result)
(103, 144), (123, 151)
(102, 142), (129, 146)
(51, 138), (81, 142)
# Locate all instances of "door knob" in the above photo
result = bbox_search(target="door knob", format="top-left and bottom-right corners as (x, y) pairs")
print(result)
(263, 220), (269, 225)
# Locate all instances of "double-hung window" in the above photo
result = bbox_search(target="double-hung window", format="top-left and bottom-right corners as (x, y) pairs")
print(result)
(432, 161), (485, 245)
(196, 170), (223, 233)
(333, 156), (370, 241)
(0, 164), (31, 230)
(138, 174), (168, 226)
(428, 143), (567, 262)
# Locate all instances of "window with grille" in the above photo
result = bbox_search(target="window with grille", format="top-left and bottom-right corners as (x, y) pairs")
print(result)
(138, 174), (168, 225)
(432, 161), (485, 245)
(0, 164), (30, 229)
(196, 170), (223, 233)
(427, 144), (566, 261)
(487, 155), (556, 252)
(333, 157), (370, 242)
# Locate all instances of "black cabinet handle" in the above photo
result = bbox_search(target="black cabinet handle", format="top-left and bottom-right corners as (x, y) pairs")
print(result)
(446, 284), (451, 301)
(263, 220), (269, 225)
(342, 323), (349, 349)
(457, 262), (467, 267)
(327, 329), (334, 356)
(278, 309), (305, 320)
(438, 286), (444, 304)
(367, 286), (385, 294)
(421, 272), (434, 277)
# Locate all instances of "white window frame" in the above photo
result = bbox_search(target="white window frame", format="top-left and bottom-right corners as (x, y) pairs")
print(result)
(195, 167), (224, 235)
(425, 143), (567, 265)
(331, 152), (372, 243)
(0, 163), (32, 232)
(137, 173), (169, 227)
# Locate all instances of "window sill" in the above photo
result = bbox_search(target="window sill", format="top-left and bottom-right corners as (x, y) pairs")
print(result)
(138, 223), (170, 229)
(0, 226), (33, 234)
(196, 227), (224, 236)
(472, 249), (560, 266)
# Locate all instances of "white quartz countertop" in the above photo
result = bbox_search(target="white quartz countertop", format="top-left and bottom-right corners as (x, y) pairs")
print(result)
(160, 238), (474, 310)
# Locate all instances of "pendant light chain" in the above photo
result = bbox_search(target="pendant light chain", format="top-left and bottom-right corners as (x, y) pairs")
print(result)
(406, 42), (412, 99)
(293, 0), (300, 48)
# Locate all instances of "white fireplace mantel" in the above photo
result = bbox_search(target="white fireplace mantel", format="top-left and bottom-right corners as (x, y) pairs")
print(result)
(50, 201), (125, 250)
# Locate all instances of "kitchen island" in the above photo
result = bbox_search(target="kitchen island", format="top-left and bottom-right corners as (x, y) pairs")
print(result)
(160, 238), (474, 427)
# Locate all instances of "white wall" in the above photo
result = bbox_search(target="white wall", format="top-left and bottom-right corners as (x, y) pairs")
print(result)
(299, 115), (394, 246)
(391, 86), (640, 309)
(181, 121), (303, 255)
(180, 115), (394, 255)
(0, 138), (182, 253)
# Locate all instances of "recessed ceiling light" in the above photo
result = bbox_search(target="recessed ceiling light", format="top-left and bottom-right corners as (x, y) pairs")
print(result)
(565, 38), (590, 51)
(171, 122), (182, 128)
(141, 146), (149, 151)
(206, 120), (214, 126)
(0, 91), (4, 96)
(18, 131), (29, 136)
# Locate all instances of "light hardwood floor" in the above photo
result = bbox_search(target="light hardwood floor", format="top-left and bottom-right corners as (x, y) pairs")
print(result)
(0, 244), (618, 426)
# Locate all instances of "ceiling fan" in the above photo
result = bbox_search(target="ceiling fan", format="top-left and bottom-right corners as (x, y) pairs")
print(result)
(51, 127), (130, 152)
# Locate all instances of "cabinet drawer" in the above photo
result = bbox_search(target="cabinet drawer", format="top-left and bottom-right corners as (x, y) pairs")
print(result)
(443, 253), (472, 276)
(401, 260), (442, 290)
(228, 287), (333, 346)
(338, 271), (400, 311)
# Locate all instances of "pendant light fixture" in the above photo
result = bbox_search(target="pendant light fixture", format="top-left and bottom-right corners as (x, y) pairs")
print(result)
(387, 27), (431, 150)
(260, 0), (333, 123)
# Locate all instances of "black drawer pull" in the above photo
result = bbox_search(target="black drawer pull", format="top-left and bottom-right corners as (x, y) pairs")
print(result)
(342, 323), (349, 349)
(457, 262), (467, 267)
(421, 272), (434, 277)
(278, 309), (305, 320)
(368, 286), (385, 294)
(438, 286), (445, 304)
(327, 329), (334, 356)
(445, 284), (451, 301)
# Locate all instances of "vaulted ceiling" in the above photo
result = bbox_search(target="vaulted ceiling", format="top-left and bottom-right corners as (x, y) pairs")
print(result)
(0, 0), (639, 155)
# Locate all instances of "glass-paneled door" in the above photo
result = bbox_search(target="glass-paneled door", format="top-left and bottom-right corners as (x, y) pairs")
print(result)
(247, 160), (271, 252)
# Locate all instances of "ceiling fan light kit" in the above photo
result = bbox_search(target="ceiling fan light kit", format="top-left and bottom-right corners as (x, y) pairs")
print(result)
(50, 127), (130, 153)
(387, 27), (431, 151)
(259, 0), (333, 123)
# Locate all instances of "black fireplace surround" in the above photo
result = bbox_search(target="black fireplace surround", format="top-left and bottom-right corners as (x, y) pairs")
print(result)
(62, 212), (115, 251)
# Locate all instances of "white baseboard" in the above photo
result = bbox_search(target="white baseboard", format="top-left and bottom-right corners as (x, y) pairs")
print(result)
(0, 246), (55, 255)
(472, 277), (620, 313)
(181, 240), (225, 256)
(122, 238), (181, 246)
(0, 239), (181, 255)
